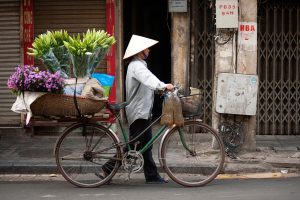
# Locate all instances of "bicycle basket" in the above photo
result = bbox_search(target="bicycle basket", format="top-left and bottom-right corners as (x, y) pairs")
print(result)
(180, 93), (203, 117)
(30, 93), (107, 117)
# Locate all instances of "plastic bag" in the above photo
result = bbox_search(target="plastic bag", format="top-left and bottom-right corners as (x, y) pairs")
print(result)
(86, 47), (109, 76)
(64, 77), (88, 96)
(160, 91), (184, 127)
(42, 46), (71, 78)
(69, 54), (89, 78)
(91, 73), (115, 97)
(69, 47), (110, 78)
(173, 92), (184, 127)
(160, 92), (174, 127)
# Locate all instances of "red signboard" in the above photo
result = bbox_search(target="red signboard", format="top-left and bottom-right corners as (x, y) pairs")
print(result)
(23, 0), (34, 66)
(106, 0), (116, 122)
(106, 0), (116, 104)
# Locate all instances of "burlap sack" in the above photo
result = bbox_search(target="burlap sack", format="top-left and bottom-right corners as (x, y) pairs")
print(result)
(81, 78), (105, 100)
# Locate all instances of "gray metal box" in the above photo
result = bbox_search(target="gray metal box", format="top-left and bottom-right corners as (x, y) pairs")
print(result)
(168, 0), (187, 12)
(216, 73), (259, 115)
(215, 0), (239, 28)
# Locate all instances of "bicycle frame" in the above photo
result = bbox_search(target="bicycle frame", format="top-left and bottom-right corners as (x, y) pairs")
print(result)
(55, 91), (225, 187)
(105, 107), (194, 155)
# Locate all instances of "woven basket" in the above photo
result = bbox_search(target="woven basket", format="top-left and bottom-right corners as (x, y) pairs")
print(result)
(180, 94), (203, 117)
(30, 93), (107, 117)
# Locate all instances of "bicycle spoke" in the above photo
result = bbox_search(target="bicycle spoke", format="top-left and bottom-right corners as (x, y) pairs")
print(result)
(161, 120), (225, 187)
(55, 123), (121, 187)
(84, 128), (95, 151)
(90, 133), (106, 151)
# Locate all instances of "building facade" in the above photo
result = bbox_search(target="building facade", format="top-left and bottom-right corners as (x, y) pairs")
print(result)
(0, 0), (299, 143)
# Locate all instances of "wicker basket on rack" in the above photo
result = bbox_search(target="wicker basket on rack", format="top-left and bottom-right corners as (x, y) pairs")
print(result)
(180, 93), (203, 117)
(30, 93), (107, 117)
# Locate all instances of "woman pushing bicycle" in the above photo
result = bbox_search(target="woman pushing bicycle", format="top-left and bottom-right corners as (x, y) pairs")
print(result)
(55, 35), (225, 188)
(102, 35), (174, 184)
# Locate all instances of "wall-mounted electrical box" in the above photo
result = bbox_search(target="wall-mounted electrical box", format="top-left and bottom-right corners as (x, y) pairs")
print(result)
(168, 0), (187, 12)
(216, 73), (259, 116)
(215, 0), (239, 28)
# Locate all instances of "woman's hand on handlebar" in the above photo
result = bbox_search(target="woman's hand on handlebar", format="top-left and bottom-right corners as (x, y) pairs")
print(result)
(165, 84), (174, 91)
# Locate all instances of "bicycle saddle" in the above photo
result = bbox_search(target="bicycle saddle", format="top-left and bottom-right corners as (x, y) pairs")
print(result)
(107, 102), (129, 111)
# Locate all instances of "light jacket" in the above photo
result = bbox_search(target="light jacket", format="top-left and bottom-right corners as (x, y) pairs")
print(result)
(125, 57), (167, 126)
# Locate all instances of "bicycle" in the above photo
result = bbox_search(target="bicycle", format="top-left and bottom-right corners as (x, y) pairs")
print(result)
(219, 119), (244, 159)
(54, 89), (225, 188)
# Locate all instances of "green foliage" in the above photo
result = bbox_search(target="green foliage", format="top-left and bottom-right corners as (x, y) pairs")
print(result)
(27, 29), (116, 78)
(27, 30), (70, 58)
(63, 29), (115, 57)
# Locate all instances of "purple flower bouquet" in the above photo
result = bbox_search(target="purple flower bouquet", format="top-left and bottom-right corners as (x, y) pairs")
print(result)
(7, 65), (65, 95)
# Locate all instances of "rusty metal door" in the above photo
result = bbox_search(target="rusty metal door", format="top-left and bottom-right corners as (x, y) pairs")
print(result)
(257, 0), (300, 135)
(190, 0), (215, 125)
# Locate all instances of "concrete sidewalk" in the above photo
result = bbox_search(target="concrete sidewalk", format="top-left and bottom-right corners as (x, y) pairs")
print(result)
(0, 128), (299, 175)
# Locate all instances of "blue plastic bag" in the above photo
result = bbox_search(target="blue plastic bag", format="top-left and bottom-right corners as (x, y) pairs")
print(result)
(91, 73), (115, 97)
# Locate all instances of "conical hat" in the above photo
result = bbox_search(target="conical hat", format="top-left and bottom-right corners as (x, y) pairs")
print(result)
(123, 35), (158, 59)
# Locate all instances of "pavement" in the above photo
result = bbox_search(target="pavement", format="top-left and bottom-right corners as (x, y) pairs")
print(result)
(0, 127), (299, 179)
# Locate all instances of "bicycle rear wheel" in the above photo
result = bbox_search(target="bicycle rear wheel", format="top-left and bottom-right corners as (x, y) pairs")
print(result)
(160, 120), (225, 187)
(54, 123), (121, 187)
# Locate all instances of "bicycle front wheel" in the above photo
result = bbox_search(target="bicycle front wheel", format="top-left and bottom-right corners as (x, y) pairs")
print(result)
(54, 123), (121, 188)
(160, 120), (225, 187)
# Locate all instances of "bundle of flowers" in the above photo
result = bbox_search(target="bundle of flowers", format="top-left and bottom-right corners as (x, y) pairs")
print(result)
(64, 29), (116, 78)
(27, 30), (71, 78)
(7, 65), (65, 95)
(27, 29), (116, 78)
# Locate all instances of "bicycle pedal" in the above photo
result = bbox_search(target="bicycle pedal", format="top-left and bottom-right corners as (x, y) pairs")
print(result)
(125, 172), (132, 181)
(133, 141), (140, 151)
(125, 175), (131, 181)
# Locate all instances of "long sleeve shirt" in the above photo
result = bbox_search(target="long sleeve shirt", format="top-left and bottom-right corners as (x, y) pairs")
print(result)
(125, 58), (167, 126)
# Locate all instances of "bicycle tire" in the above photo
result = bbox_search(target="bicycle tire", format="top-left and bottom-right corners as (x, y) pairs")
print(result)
(160, 120), (225, 187)
(54, 123), (121, 188)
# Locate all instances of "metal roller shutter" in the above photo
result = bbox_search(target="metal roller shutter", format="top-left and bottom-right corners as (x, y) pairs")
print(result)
(0, 0), (21, 126)
(34, 0), (107, 72)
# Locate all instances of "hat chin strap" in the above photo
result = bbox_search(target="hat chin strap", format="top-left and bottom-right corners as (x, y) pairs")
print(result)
(142, 51), (148, 59)
(135, 51), (148, 60)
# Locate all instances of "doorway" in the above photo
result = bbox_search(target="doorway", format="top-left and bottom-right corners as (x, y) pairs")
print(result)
(257, 0), (300, 135)
(123, 0), (171, 118)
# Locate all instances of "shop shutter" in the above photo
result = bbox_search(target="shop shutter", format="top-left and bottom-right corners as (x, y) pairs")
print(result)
(0, 0), (21, 126)
(34, 0), (107, 72)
